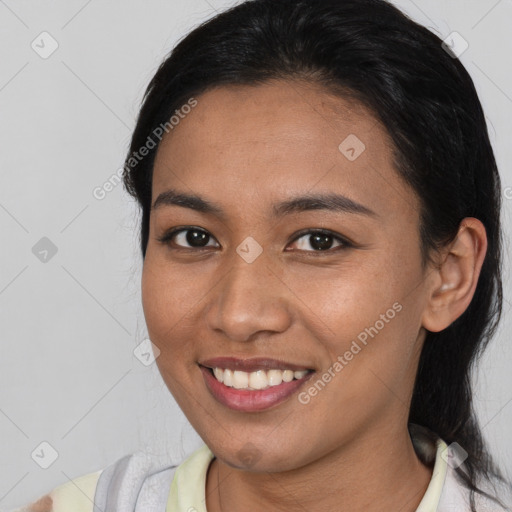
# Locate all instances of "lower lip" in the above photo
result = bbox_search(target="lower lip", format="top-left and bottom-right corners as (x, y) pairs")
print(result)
(199, 365), (314, 412)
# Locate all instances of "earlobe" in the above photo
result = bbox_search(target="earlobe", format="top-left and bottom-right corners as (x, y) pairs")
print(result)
(421, 217), (487, 333)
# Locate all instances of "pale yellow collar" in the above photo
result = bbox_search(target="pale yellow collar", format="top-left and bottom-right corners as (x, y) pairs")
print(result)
(166, 444), (214, 512)
(415, 437), (449, 511)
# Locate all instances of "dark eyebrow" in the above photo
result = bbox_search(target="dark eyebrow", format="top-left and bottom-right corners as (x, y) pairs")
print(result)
(152, 190), (225, 217)
(152, 189), (377, 219)
(272, 193), (376, 218)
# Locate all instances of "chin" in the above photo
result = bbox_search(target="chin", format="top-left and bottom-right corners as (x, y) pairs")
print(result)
(213, 440), (303, 473)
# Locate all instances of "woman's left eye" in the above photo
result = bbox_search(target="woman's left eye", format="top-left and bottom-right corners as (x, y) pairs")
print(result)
(288, 230), (350, 252)
(157, 227), (351, 252)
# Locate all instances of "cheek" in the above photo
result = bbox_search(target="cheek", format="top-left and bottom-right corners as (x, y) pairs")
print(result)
(141, 263), (169, 340)
(141, 259), (192, 370)
(141, 253), (220, 384)
(285, 255), (400, 338)
(290, 250), (424, 386)
(141, 253), (202, 332)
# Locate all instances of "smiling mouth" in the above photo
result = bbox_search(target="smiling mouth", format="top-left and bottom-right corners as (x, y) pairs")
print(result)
(198, 358), (316, 412)
(204, 366), (313, 391)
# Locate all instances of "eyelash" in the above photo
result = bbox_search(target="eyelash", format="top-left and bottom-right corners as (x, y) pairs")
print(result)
(156, 226), (353, 254)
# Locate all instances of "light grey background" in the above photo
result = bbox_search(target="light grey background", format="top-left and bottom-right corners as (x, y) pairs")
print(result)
(1, 0), (511, 509)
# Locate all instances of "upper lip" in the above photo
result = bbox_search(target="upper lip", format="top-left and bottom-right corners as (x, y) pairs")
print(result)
(199, 357), (313, 373)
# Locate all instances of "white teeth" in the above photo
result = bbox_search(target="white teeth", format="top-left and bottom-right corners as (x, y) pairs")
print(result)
(213, 367), (224, 383)
(233, 370), (249, 389)
(249, 370), (268, 390)
(282, 370), (294, 382)
(211, 367), (310, 390)
(223, 369), (233, 387)
(267, 369), (282, 386)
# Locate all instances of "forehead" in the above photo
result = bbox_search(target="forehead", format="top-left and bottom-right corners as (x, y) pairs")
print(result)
(152, 79), (418, 221)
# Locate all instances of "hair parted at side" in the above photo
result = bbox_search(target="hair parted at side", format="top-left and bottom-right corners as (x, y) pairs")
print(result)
(122, 0), (509, 509)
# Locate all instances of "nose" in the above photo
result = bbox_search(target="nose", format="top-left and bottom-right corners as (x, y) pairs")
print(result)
(204, 250), (293, 343)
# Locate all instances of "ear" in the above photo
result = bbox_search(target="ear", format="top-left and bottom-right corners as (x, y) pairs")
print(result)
(421, 217), (487, 333)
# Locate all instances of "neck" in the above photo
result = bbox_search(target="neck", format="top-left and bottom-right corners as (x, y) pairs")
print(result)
(205, 422), (434, 512)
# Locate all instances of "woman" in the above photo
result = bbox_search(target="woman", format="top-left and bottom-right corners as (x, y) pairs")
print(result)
(16, 0), (512, 510)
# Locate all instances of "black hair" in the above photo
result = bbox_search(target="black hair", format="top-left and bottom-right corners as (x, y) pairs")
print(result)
(121, 0), (510, 509)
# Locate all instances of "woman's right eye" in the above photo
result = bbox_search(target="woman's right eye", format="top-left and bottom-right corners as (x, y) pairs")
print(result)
(157, 227), (219, 249)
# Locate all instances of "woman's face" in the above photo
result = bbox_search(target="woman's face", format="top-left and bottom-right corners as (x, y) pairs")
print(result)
(142, 79), (433, 471)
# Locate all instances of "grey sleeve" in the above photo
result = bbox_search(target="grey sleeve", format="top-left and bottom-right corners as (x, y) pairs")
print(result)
(93, 452), (178, 512)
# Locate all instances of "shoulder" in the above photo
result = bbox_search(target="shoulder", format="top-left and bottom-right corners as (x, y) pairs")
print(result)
(439, 461), (512, 512)
(11, 470), (102, 512)
(410, 425), (512, 512)
(11, 448), (191, 512)
(50, 470), (102, 512)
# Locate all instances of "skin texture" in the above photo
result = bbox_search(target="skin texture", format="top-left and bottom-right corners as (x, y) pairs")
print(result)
(25, 495), (53, 512)
(142, 79), (487, 512)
